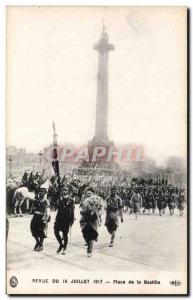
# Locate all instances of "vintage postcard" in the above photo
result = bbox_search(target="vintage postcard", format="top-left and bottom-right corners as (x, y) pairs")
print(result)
(6, 6), (188, 295)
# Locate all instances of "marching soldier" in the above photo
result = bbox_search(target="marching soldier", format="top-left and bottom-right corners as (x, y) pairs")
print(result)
(125, 188), (130, 213)
(54, 185), (75, 254)
(30, 187), (50, 251)
(168, 189), (177, 216)
(130, 188), (142, 219)
(157, 189), (168, 216)
(80, 187), (103, 257)
(144, 188), (156, 215)
(141, 187), (147, 214)
(178, 188), (186, 216)
(124, 188), (132, 213)
(154, 188), (160, 212)
(105, 187), (124, 247)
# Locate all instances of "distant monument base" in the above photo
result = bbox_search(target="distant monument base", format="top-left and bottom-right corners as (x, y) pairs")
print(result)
(77, 138), (119, 174)
(89, 134), (113, 146)
(88, 137), (113, 165)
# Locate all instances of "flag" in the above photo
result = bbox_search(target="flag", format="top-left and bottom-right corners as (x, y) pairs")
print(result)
(51, 122), (61, 192)
(52, 148), (60, 176)
(52, 160), (59, 176)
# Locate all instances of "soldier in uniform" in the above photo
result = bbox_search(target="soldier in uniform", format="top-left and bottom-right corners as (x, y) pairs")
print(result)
(157, 188), (168, 216)
(35, 171), (44, 187)
(105, 187), (124, 247)
(30, 187), (50, 251)
(124, 188), (132, 213)
(129, 189), (135, 214)
(21, 170), (30, 187)
(144, 188), (156, 215)
(119, 187), (126, 212)
(178, 188), (186, 216)
(154, 188), (160, 213)
(54, 185), (75, 254)
(28, 171), (39, 193)
(80, 187), (103, 257)
(168, 189), (177, 216)
(130, 188), (142, 219)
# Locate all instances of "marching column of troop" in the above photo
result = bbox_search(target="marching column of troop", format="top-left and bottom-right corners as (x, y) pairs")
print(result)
(28, 185), (185, 258)
(6, 171), (186, 257)
(122, 185), (186, 218)
(29, 185), (124, 257)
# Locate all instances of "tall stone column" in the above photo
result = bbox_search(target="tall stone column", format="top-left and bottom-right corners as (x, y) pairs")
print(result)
(92, 25), (114, 145)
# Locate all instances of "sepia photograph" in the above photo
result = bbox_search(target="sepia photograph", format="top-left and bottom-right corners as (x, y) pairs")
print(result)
(6, 6), (188, 295)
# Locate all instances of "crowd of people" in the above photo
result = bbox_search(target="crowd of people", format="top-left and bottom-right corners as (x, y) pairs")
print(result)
(6, 169), (186, 257)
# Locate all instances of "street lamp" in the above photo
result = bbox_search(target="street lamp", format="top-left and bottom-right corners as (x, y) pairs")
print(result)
(38, 151), (43, 169)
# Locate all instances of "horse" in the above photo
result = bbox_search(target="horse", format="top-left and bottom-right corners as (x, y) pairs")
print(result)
(13, 179), (52, 217)
(13, 187), (36, 216)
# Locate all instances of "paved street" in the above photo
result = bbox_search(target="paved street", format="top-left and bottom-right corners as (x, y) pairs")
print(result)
(7, 206), (187, 273)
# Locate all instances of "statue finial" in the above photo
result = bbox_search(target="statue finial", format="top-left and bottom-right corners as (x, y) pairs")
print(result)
(52, 121), (58, 146)
(101, 19), (108, 41)
(52, 120), (56, 133)
(102, 19), (106, 33)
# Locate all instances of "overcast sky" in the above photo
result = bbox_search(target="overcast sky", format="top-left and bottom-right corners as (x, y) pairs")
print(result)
(6, 6), (187, 165)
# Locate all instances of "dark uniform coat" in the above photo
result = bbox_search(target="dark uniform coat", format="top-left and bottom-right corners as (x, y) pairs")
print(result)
(178, 192), (185, 210)
(168, 193), (177, 209)
(157, 191), (168, 209)
(30, 197), (49, 239)
(54, 195), (74, 234)
(105, 195), (123, 234)
(144, 192), (156, 209)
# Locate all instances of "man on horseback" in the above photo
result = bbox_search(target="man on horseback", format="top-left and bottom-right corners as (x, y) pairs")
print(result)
(35, 171), (44, 187)
(13, 170), (46, 216)
(28, 171), (39, 193)
(21, 170), (30, 187)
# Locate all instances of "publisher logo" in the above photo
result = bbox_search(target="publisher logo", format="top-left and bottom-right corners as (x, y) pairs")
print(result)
(9, 276), (18, 288)
(169, 280), (181, 287)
